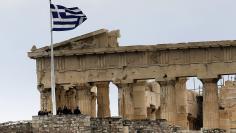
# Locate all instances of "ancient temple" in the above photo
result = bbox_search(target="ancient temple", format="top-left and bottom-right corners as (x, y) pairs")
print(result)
(28, 29), (236, 132)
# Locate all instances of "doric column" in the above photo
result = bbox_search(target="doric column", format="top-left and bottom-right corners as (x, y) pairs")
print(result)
(56, 88), (61, 109)
(65, 89), (76, 110)
(45, 90), (52, 112)
(147, 106), (156, 120)
(38, 86), (50, 111)
(118, 86), (123, 117)
(55, 86), (65, 109)
(76, 84), (92, 116)
(40, 92), (47, 111)
(116, 83), (134, 119)
(157, 80), (177, 124)
(70, 88), (77, 110)
(201, 78), (219, 129)
(40, 92), (46, 111)
(91, 92), (97, 117)
(59, 88), (66, 108)
(175, 78), (188, 129)
(132, 81), (147, 120)
(95, 82), (110, 118)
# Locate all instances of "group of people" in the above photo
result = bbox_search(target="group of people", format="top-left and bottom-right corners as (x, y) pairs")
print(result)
(38, 106), (81, 116)
(38, 110), (51, 116)
(57, 106), (81, 115)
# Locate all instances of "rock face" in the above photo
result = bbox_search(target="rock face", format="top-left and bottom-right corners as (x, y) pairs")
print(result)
(0, 115), (178, 133)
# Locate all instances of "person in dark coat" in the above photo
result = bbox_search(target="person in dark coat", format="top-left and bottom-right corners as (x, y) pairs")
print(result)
(38, 110), (43, 116)
(63, 106), (69, 115)
(57, 107), (63, 115)
(74, 106), (81, 115)
(67, 108), (72, 114)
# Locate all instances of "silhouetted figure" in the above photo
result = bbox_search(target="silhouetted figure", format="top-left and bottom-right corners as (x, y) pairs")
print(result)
(47, 111), (52, 115)
(68, 109), (72, 114)
(74, 107), (81, 115)
(63, 106), (69, 114)
(38, 110), (49, 116)
(38, 110), (43, 116)
(57, 107), (63, 115)
(44, 110), (49, 115)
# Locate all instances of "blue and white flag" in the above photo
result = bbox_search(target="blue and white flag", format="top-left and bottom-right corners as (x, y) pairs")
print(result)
(50, 4), (87, 31)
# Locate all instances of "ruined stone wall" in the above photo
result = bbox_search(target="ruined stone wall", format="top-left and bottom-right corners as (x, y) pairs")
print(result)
(0, 116), (178, 133)
(124, 119), (178, 133)
(0, 121), (32, 133)
(32, 115), (91, 133)
(90, 117), (123, 132)
(91, 117), (178, 133)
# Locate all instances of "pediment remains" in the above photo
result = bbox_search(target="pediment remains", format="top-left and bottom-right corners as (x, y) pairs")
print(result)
(31, 29), (120, 52)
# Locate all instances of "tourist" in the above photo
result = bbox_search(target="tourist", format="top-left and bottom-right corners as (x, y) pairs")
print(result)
(63, 106), (69, 114)
(57, 107), (63, 115)
(74, 106), (81, 115)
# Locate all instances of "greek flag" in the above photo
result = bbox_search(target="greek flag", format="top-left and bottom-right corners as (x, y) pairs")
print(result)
(50, 4), (87, 31)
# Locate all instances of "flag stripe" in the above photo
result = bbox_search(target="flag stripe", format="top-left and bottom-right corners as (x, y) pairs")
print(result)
(65, 9), (82, 15)
(52, 27), (75, 31)
(53, 25), (76, 29)
(53, 18), (78, 22)
(54, 21), (78, 25)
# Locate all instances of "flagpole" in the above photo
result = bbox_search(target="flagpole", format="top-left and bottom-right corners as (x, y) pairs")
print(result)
(49, 0), (57, 115)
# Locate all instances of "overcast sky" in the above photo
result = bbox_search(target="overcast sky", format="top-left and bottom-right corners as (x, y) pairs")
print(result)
(0, 0), (236, 122)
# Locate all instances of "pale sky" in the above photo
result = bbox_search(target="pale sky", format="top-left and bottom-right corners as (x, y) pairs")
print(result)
(0, 0), (236, 122)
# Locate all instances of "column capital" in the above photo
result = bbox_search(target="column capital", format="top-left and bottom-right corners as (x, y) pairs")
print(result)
(200, 78), (219, 83)
(37, 84), (51, 93)
(115, 83), (132, 89)
(133, 80), (146, 86)
(176, 77), (188, 83)
(94, 81), (109, 88)
(76, 83), (91, 90)
(157, 80), (176, 86)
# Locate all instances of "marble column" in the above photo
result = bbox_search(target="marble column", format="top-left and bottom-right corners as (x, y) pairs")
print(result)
(46, 90), (52, 112)
(65, 89), (74, 110)
(70, 88), (77, 111)
(76, 84), (92, 116)
(38, 86), (51, 112)
(175, 78), (188, 129)
(96, 82), (111, 118)
(91, 92), (97, 117)
(59, 88), (66, 108)
(132, 81), (147, 120)
(56, 86), (65, 109)
(158, 80), (177, 124)
(118, 87), (124, 117)
(40, 92), (47, 111)
(116, 83), (134, 119)
(201, 78), (220, 129)
(147, 106), (156, 120)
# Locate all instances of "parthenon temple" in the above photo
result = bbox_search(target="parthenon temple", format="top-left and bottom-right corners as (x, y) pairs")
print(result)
(28, 29), (236, 132)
